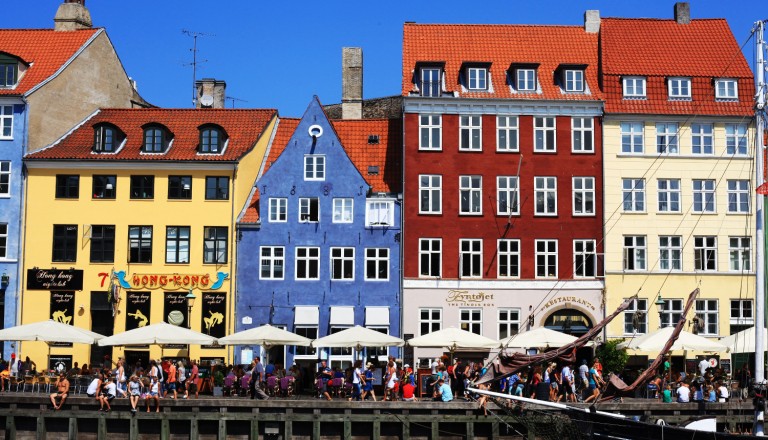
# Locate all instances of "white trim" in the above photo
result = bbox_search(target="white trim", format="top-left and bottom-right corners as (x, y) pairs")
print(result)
(418, 174), (442, 215)
(365, 307), (390, 326)
(330, 306), (355, 326)
(294, 306), (319, 325)
(364, 247), (390, 281)
(534, 239), (558, 279)
(403, 98), (602, 117)
(403, 279), (605, 289)
(459, 238), (483, 279)
(459, 307), (483, 335)
(295, 246), (320, 280)
(667, 77), (692, 100)
(332, 198), (354, 223)
(329, 247), (355, 281)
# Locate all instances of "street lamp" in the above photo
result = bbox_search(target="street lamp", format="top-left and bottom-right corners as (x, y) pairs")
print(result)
(186, 290), (197, 329)
(655, 294), (666, 328)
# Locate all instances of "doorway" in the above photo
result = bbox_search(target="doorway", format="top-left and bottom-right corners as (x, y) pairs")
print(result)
(543, 309), (594, 336)
(90, 291), (113, 367)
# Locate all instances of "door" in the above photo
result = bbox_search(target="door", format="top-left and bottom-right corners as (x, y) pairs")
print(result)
(90, 291), (113, 367)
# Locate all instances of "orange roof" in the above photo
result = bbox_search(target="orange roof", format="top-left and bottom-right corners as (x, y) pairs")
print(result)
(402, 23), (601, 101)
(240, 117), (402, 224)
(26, 108), (277, 162)
(600, 18), (753, 115)
(0, 28), (100, 96)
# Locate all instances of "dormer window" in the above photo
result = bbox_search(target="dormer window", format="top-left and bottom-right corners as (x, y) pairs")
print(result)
(467, 66), (487, 90)
(564, 69), (584, 92)
(715, 78), (738, 100)
(0, 54), (19, 88)
(199, 125), (226, 153)
(510, 64), (538, 92)
(668, 77), (691, 100)
(622, 76), (646, 98)
(142, 124), (171, 153)
(93, 123), (124, 153)
(419, 67), (442, 97)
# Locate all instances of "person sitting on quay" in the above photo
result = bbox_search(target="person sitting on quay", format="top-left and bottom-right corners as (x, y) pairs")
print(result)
(49, 373), (69, 410)
(0, 362), (10, 392)
(676, 381), (691, 403)
(146, 376), (161, 412)
(661, 384), (673, 403)
(98, 373), (117, 412)
(436, 378), (453, 402)
(86, 374), (102, 401)
(402, 375), (416, 402)
(128, 375), (141, 415)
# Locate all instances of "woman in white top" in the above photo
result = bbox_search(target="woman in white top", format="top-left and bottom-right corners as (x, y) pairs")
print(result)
(99, 375), (117, 412)
(116, 360), (127, 397)
(177, 361), (187, 399)
(86, 374), (102, 399)
(350, 360), (364, 401)
(385, 361), (398, 401)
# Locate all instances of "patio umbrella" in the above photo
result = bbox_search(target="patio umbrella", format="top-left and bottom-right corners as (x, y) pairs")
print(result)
(218, 324), (312, 347)
(407, 327), (499, 361)
(500, 327), (581, 349)
(617, 326), (727, 352)
(97, 322), (218, 346)
(719, 326), (768, 354)
(311, 325), (405, 349)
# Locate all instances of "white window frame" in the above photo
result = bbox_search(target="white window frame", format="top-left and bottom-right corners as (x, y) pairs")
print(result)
(467, 67), (487, 90)
(730, 299), (754, 325)
(304, 155), (325, 181)
(268, 198), (287, 223)
(726, 124), (748, 155)
(729, 236), (751, 272)
(0, 223), (7, 259)
(497, 116), (519, 152)
(571, 117), (593, 153)
(727, 180), (750, 213)
(332, 198), (354, 223)
(692, 179), (716, 213)
(497, 176), (519, 215)
(694, 236), (717, 271)
(419, 308), (442, 336)
(330, 247), (355, 281)
(293, 326), (318, 358)
(295, 246), (320, 280)
(620, 121), (644, 154)
(622, 178), (645, 212)
(695, 299), (719, 336)
(420, 67), (441, 97)
(459, 175), (482, 215)
(260, 246), (285, 280)
(0, 105), (12, 140)
(691, 123), (713, 155)
(659, 236), (682, 271)
(564, 69), (584, 92)
(460, 308), (483, 335)
(497, 239), (520, 278)
(298, 197), (320, 223)
(535, 239), (558, 279)
(657, 179), (681, 213)
(419, 175), (442, 214)
(572, 177), (595, 216)
(656, 122), (679, 154)
(459, 238), (482, 278)
(623, 235), (647, 271)
(534, 176), (557, 216)
(419, 114), (442, 150)
(624, 298), (648, 334)
(365, 200), (394, 227)
(534, 117), (556, 152)
(459, 115), (482, 151)
(573, 239), (596, 278)
(365, 248), (389, 281)
(516, 68), (536, 92)
(668, 77), (691, 99)
(498, 308), (520, 340)
(622, 77), (646, 98)
(0, 161), (10, 197)
(660, 299), (683, 328)
(419, 238), (441, 278)
(715, 78), (738, 100)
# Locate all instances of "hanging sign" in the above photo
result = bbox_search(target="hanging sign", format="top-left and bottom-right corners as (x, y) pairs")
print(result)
(201, 292), (226, 341)
(109, 270), (229, 291)
(164, 292), (189, 348)
(125, 292), (151, 331)
(27, 269), (83, 291)
(50, 291), (75, 347)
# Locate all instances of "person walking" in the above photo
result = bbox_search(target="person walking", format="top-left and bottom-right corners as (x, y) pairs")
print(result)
(350, 360), (364, 401)
(249, 357), (269, 400)
(362, 362), (376, 401)
(188, 360), (199, 399)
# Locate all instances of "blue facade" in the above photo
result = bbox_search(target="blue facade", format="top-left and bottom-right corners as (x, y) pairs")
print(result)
(236, 98), (401, 370)
(0, 99), (26, 357)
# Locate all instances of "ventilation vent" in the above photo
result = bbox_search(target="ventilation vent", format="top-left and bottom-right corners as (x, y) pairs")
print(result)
(367, 166), (380, 175)
(368, 135), (380, 144)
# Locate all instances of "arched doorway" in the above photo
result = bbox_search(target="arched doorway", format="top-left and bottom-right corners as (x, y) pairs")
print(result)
(543, 309), (593, 336)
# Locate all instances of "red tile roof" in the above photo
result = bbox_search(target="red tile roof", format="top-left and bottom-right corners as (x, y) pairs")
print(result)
(0, 29), (100, 96)
(600, 18), (754, 115)
(26, 108), (277, 162)
(240, 117), (402, 224)
(402, 23), (601, 101)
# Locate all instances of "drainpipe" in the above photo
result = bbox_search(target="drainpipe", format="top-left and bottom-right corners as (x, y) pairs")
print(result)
(14, 96), (30, 359)
(229, 162), (239, 365)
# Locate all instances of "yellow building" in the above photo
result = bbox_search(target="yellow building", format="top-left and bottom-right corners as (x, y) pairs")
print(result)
(599, 15), (756, 371)
(21, 105), (277, 371)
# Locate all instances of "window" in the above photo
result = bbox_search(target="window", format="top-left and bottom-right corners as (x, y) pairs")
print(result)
(260, 246), (285, 280)
(420, 67), (441, 97)
(497, 176), (519, 215)
(657, 179), (681, 213)
(497, 116), (519, 151)
(365, 248), (389, 281)
(692, 179), (716, 213)
(729, 237), (751, 271)
(299, 198), (320, 223)
(624, 299), (648, 334)
(459, 239), (482, 278)
(168, 176), (192, 200)
(205, 176), (229, 200)
(0, 57), (18, 88)
(332, 198), (353, 223)
(659, 236), (682, 271)
(199, 127), (223, 153)
(691, 123), (713, 155)
(668, 77), (691, 99)
(498, 309), (520, 339)
(460, 309), (482, 335)
(573, 239), (596, 278)
(0, 105), (11, 139)
(93, 124), (121, 153)
(622, 178), (645, 212)
(0, 223), (6, 259)
(55, 175), (79, 199)
(419, 115), (441, 150)
(497, 239), (520, 278)
(516, 68), (536, 91)
(294, 326), (318, 356)
(571, 117), (593, 152)
(269, 198), (287, 222)
(695, 300), (718, 335)
(330, 247), (354, 280)
(304, 155), (325, 180)
(726, 124), (748, 155)
(143, 126), (168, 153)
(467, 67), (487, 90)
(51, 225), (77, 263)
(89, 225), (115, 263)
(419, 238), (441, 277)
(419, 175), (442, 214)
(660, 299), (683, 328)
(459, 176), (482, 215)
(535, 239), (557, 278)
(715, 79), (738, 100)
(130, 175), (154, 199)
(731, 300), (753, 325)
(623, 77), (646, 98)
(620, 122), (644, 154)
(419, 308), (442, 335)
(92, 175), (116, 199)
(572, 177), (595, 216)
(694, 236), (717, 271)
(534, 177), (557, 215)
(128, 226), (152, 263)
(727, 180), (750, 213)
(459, 115), (482, 151)
(623, 236), (646, 271)
(165, 226), (190, 264)
(0, 161), (10, 196)
(656, 123), (679, 154)
(564, 69), (584, 92)
(366, 200), (394, 227)
(295, 247), (320, 280)
(203, 226), (228, 264)
(534, 117), (556, 152)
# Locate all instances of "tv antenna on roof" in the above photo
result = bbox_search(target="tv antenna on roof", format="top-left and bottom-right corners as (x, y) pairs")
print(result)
(182, 29), (214, 108)
(226, 96), (249, 109)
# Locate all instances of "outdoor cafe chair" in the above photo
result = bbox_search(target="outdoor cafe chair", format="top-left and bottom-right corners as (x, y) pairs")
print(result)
(8, 376), (20, 392)
(22, 376), (36, 393)
(36, 375), (49, 394)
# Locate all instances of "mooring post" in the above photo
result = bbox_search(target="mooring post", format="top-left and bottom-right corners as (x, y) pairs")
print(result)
(372, 419), (381, 440)
(67, 416), (78, 440)
(97, 416), (107, 440)
(431, 420), (439, 439)
(466, 421), (474, 439)
(250, 408), (259, 440)
(218, 418), (226, 439)
(5, 414), (15, 440)
(190, 416), (199, 440)
(402, 418), (410, 440)
(161, 417), (170, 440)
(129, 415), (138, 440)
(35, 415), (46, 440)
(491, 421), (500, 440)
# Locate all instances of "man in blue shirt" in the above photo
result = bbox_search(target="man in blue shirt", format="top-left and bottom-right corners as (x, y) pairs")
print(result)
(437, 378), (453, 402)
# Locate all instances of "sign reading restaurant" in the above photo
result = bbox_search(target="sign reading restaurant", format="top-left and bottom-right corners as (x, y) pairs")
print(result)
(27, 268), (84, 291)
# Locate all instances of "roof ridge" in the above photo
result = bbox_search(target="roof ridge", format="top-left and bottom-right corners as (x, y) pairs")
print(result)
(602, 17), (727, 22)
(404, 23), (584, 29)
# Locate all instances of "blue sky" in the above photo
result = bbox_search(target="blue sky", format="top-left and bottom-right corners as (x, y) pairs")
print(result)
(3, 1), (762, 116)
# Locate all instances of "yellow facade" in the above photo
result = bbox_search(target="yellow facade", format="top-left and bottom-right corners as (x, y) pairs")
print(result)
(20, 116), (276, 370)
(603, 116), (756, 344)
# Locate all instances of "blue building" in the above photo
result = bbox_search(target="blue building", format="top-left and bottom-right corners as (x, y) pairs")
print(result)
(236, 98), (402, 372)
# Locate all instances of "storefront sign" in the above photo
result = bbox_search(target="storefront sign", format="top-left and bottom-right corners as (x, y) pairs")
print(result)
(539, 296), (596, 313)
(164, 292), (189, 348)
(201, 292), (226, 338)
(110, 270), (229, 291)
(126, 292), (151, 331)
(445, 290), (495, 307)
(27, 269), (83, 291)
(50, 291), (75, 347)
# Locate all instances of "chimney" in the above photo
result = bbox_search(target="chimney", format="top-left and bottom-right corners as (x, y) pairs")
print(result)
(341, 47), (363, 120)
(674, 2), (690, 25)
(584, 10), (600, 33)
(196, 78), (226, 109)
(54, 0), (92, 31)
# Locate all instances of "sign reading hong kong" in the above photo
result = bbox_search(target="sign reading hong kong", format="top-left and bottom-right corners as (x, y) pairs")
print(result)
(445, 290), (495, 307)
(106, 270), (230, 291)
(27, 268), (84, 291)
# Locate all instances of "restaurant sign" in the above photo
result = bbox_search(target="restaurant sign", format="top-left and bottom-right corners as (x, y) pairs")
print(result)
(445, 290), (495, 307)
(110, 270), (229, 291)
(539, 296), (597, 313)
(27, 268), (84, 291)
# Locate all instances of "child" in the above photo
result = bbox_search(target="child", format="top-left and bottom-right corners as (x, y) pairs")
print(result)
(661, 384), (673, 403)
(128, 376), (141, 415)
(146, 376), (160, 413)
(99, 374), (117, 412)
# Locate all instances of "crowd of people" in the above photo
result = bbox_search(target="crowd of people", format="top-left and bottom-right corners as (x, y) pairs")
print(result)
(645, 357), (741, 404)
